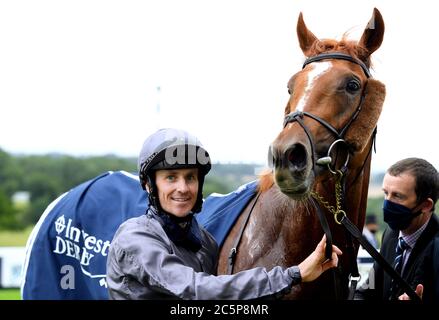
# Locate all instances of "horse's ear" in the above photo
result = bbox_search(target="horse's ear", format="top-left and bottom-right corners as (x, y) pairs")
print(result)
(358, 8), (385, 56)
(345, 79), (386, 152)
(297, 12), (318, 57)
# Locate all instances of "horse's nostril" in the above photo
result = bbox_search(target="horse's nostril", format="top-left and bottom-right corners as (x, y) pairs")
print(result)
(286, 144), (307, 171)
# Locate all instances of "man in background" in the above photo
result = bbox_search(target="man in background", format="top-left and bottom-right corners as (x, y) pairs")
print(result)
(356, 157), (439, 301)
(363, 213), (380, 249)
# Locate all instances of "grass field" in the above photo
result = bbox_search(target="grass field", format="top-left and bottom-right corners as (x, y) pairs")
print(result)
(0, 289), (21, 300)
(0, 226), (34, 247)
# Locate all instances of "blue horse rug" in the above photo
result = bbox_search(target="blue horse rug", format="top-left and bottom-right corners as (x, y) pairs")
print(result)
(196, 180), (258, 246)
(21, 171), (258, 300)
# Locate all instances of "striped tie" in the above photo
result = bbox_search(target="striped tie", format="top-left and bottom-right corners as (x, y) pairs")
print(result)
(389, 237), (409, 299)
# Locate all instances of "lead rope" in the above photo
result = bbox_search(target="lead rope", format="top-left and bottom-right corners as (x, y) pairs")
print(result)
(311, 170), (348, 300)
(311, 170), (421, 301)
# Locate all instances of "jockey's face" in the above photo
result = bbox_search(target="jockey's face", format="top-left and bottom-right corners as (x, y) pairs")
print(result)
(155, 168), (199, 217)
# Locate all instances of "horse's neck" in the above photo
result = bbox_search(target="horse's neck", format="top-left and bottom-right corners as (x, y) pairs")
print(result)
(240, 187), (315, 267)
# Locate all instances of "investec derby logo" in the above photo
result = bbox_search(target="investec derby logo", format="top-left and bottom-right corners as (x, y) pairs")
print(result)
(54, 215), (110, 280)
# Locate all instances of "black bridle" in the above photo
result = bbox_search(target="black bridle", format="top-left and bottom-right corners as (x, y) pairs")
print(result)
(281, 53), (372, 300)
(227, 52), (420, 301)
(302, 52), (372, 78)
(281, 52), (421, 301)
(283, 52), (369, 173)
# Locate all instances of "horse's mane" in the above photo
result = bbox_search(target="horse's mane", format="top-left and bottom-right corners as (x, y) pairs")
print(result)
(258, 170), (274, 192)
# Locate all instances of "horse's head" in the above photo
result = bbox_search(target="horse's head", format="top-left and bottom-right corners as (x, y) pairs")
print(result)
(269, 8), (386, 200)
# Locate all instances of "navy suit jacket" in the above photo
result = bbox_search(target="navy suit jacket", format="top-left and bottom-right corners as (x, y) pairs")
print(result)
(357, 214), (439, 301)
(414, 227), (439, 302)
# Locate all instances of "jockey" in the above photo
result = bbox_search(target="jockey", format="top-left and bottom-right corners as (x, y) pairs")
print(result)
(106, 128), (343, 299)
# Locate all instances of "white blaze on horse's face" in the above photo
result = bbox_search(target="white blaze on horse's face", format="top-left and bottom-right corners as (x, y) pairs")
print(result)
(295, 61), (332, 112)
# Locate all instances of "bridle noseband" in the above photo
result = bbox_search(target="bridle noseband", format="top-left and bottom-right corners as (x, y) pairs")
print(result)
(283, 52), (371, 172)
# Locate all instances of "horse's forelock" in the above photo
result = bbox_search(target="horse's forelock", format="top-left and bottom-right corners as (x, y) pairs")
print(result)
(308, 38), (371, 68)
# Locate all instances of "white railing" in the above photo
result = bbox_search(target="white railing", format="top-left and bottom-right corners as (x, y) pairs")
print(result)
(0, 247), (26, 288)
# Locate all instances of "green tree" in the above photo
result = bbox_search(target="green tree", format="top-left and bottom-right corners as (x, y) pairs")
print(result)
(366, 196), (385, 230)
(0, 148), (23, 197)
(0, 189), (17, 230)
(0, 148), (264, 228)
(203, 176), (231, 197)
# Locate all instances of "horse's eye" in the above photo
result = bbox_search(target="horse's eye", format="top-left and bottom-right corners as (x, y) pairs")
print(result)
(346, 80), (361, 92)
(288, 88), (292, 95)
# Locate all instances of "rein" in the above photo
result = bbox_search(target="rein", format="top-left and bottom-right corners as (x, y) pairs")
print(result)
(227, 192), (261, 275)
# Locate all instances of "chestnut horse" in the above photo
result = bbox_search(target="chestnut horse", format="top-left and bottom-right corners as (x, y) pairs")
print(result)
(22, 8), (386, 301)
(218, 8), (386, 299)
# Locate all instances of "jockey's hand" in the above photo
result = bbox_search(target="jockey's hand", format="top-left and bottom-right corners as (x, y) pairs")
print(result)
(398, 284), (423, 300)
(298, 235), (342, 282)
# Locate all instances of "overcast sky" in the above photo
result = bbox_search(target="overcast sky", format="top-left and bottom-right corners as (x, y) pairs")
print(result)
(1, 0), (438, 173)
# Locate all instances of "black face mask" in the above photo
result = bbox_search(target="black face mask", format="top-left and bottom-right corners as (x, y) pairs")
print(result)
(383, 200), (423, 231)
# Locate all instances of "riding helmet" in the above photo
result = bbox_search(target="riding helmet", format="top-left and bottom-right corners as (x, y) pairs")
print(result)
(138, 128), (211, 213)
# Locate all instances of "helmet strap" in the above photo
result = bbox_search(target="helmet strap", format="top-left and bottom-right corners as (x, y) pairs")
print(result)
(191, 173), (205, 213)
(145, 174), (163, 213)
